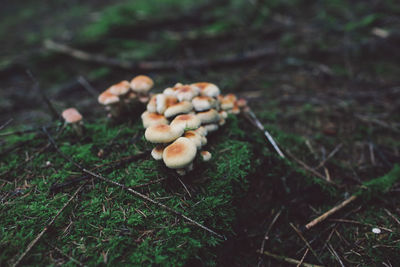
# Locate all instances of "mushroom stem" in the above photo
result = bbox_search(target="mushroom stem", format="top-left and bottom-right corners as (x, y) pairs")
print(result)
(71, 122), (84, 136)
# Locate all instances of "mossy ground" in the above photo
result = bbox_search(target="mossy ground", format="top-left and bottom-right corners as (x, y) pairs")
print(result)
(1, 0), (400, 265)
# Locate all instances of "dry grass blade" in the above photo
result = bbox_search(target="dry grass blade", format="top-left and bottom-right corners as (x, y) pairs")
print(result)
(257, 250), (324, 267)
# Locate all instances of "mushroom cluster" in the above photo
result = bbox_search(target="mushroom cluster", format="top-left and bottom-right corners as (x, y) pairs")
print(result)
(142, 82), (247, 175)
(98, 75), (154, 118)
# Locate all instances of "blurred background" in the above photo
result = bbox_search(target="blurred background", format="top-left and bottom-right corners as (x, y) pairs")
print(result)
(1, 0), (400, 265)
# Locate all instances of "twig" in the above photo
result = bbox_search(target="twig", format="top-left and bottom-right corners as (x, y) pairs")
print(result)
(132, 177), (167, 189)
(44, 39), (276, 71)
(257, 250), (323, 267)
(297, 248), (309, 267)
(243, 108), (285, 158)
(327, 243), (345, 267)
(315, 143), (343, 169)
(43, 127), (225, 240)
(12, 183), (85, 267)
(260, 209), (282, 254)
(46, 242), (85, 267)
(290, 223), (322, 264)
(329, 218), (393, 232)
(0, 118), (13, 131)
(285, 149), (336, 185)
(77, 76), (98, 99)
(305, 195), (357, 230)
(384, 208), (400, 225)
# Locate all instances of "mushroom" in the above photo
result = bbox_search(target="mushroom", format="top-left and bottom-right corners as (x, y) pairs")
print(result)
(145, 124), (183, 144)
(108, 80), (130, 96)
(220, 94), (237, 110)
(192, 96), (217, 112)
(130, 75), (154, 94)
(170, 114), (201, 131)
(151, 145), (165, 160)
(191, 82), (220, 97)
(196, 109), (220, 124)
(141, 111), (168, 128)
(175, 85), (198, 102)
(163, 137), (197, 171)
(203, 123), (219, 133)
(183, 130), (204, 149)
(164, 101), (193, 118)
(200, 151), (212, 162)
(98, 90), (121, 118)
(62, 108), (83, 136)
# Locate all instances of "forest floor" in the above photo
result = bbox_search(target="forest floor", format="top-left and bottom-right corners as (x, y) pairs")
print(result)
(1, 0), (400, 266)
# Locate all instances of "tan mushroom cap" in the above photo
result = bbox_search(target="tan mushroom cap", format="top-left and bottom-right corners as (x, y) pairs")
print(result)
(164, 101), (193, 118)
(192, 96), (217, 111)
(236, 98), (247, 108)
(130, 75), (154, 93)
(170, 114), (201, 130)
(98, 90), (120, 105)
(141, 111), (169, 128)
(163, 137), (197, 169)
(156, 94), (178, 114)
(219, 110), (228, 119)
(145, 124), (183, 143)
(147, 95), (157, 113)
(62, 108), (82, 123)
(195, 126), (208, 136)
(108, 80), (131, 96)
(192, 82), (220, 97)
(220, 94), (237, 110)
(151, 145), (165, 160)
(196, 109), (220, 124)
(204, 123), (219, 133)
(200, 151), (212, 162)
(175, 85), (198, 102)
(184, 130), (203, 148)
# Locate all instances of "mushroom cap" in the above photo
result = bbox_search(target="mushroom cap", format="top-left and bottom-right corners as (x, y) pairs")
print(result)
(230, 104), (240, 114)
(236, 98), (247, 108)
(151, 145), (165, 160)
(183, 130), (203, 148)
(108, 80), (130, 96)
(192, 96), (217, 111)
(145, 124), (183, 143)
(170, 114), (201, 131)
(200, 151), (212, 162)
(62, 108), (83, 123)
(130, 75), (154, 93)
(147, 95), (157, 113)
(219, 110), (228, 119)
(175, 85), (198, 102)
(192, 82), (220, 97)
(156, 94), (167, 114)
(164, 101), (193, 118)
(141, 111), (169, 128)
(163, 137), (197, 169)
(196, 109), (220, 124)
(195, 126), (208, 136)
(204, 123), (219, 133)
(220, 94), (237, 110)
(98, 90), (120, 105)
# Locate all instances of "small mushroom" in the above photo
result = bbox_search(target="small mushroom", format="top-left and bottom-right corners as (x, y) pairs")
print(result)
(191, 82), (220, 97)
(163, 137), (197, 170)
(145, 124), (183, 144)
(151, 145), (165, 160)
(130, 75), (154, 94)
(108, 80), (130, 96)
(183, 131), (203, 149)
(62, 108), (83, 136)
(141, 111), (169, 128)
(170, 114), (201, 131)
(164, 101), (193, 118)
(196, 109), (220, 124)
(98, 90), (121, 118)
(203, 123), (219, 133)
(200, 151), (212, 162)
(220, 94), (237, 110)
(175, 85), (198, 102)
(192, 96), (217, 112)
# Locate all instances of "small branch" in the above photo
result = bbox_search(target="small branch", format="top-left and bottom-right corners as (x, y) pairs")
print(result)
(260, 209), (282, 254)
(257, 250), (323, 267)
(305, 195), (358, 230)
(12, 183), (85, 267)
(289, 223), (322, 264)
(44, 39), (276, 71)
(43, 127), (225, 240)
(314, 143), (343, 170)
(243, 108), (285, 158)
(296, 248), (309, 267)
(0, 118), (13, 131)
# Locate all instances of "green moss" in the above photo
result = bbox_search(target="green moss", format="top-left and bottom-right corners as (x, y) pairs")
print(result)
(358, 164), (400, 199)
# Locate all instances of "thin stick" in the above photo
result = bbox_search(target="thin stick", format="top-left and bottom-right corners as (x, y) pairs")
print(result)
(260, 209), (282, 254)
(297, 248), (309, 267)
(257, 250), (323, 267)
(327, 243), (345, 267)
(43, 128), (225, 240)
(77, 76), (98, 99)
(305, 195), (357, 230)
(131, 177), (167, 189)
(44, 39), (276, 71)
(315, 143), (343, 169)
(384, 208), (400, 225)
(12, 183), (85, 267)
(290, 223), (322, 264)
(329, 218), (393, 232)
(243, 108), (285, 158)
(0, 118), (13, 131)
